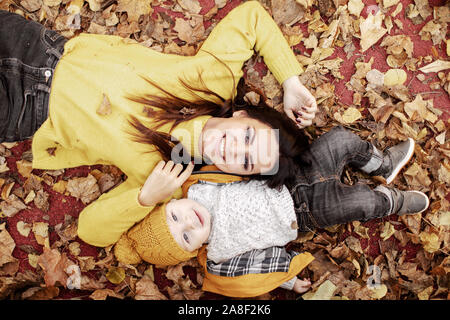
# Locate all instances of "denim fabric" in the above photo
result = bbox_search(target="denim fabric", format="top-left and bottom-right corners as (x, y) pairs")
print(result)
(287, 126), (391, 231)
(0, 10), (66, 142)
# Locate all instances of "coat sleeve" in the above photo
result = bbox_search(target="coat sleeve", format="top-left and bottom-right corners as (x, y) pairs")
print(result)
(197, 1), (303, 89)
(197, 246), (314, 298)
(77, 179), (156, 247)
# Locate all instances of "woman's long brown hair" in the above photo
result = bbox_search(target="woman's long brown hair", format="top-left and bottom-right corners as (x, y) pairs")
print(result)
(126, 56), (310, 189)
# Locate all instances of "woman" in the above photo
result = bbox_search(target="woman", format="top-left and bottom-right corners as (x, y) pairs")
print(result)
(0, 2), (317, 246)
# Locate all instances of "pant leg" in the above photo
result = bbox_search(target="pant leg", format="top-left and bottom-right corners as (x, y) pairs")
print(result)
(0, 10), (66, 142)
(296, 180), (391, 231)
(301, 126), (382, 178)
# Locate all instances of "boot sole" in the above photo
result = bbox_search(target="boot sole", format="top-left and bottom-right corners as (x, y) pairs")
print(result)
(385, 138), (415, 184)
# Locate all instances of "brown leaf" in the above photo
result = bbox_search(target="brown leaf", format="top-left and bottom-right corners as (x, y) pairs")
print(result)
(34, 189), (50, 212)
(135, 275), (168, 300)
(66, 174), (101, 205)
(37, 247), (72, 288)
(0, 223), (18, 270)
(116, 0), (152, 22)
(96, 94), (112, 116)
(0, 194), (27, 218)
(21, 286), (60, 300)
(89, 288), (124, 300)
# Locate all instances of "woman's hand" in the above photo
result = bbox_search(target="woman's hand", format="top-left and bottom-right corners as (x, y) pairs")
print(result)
(293, 278), (312, 294)
(138, 161), (195, 207)
(282, 75), (318, 129)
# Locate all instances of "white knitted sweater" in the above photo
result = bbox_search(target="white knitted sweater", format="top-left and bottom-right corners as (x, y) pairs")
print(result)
(187, 180), (298, 264)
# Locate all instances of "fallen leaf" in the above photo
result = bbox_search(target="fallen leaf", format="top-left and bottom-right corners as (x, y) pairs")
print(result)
(96, 94), (112, 116)
(37, 247), (72, 287)
(384, 69), (407, 86)
(135, 275), (168, 300)
(302, 280), (337, 300)
(32, 222), (50, 248)
(419, 232), (441, 253)
(90, 288), (124, 300)
(419, 60), (450, 73)
(66, 174), (101, 205)
(16, 221), (32, 237)
(16, 160), (33, 178)
(348, 0), (364, 17)
(106, 266), (125, 285)
(0, 194), (27, 218)
(380, 221), (396, 241)
(0, 223), (18, 268)
(116, 0), (152, 23)
(360, 11), (387, 52)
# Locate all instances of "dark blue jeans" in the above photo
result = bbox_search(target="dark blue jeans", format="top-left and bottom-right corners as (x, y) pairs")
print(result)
(288, 126), (391, 231)
(0, 10), (66, 142)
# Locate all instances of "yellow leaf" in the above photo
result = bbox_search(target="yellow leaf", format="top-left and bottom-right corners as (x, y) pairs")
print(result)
(383, 0), (400, 8)
(302, 280), (337, 300)
(342, 107), (362, 124)
(17, 221), (32, 237)
(384, 69), (407, 86)
(106, 267), (126, 284)
(419, 60), (450, 73)
(348, 0), (364, 16)
(32, 222), (49, 248)
(16, 160), (33, 178)
(52, 180), (68, 194)
(380, 221), (396, 241)
(418, 286), (433, 300)
(369, 284), (388, 299)
(360, 11), (387, 52)
(419, 231), (440, 253)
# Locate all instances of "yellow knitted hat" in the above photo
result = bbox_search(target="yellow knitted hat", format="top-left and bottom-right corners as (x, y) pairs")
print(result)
(114, 203), (197, 265)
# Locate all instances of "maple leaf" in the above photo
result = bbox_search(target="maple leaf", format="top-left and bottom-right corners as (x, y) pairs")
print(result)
(116, 0), (153, 23)
(135, 275), (168, 300)
(66, 174), (101, 205)
(360, 11), (387, 52)
(37, 247), (73, 287)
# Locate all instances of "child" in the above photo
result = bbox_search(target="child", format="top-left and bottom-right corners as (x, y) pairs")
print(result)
(114, 126), (429, 297)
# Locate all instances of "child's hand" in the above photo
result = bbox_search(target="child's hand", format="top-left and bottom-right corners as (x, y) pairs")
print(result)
(293, 278), (311, 294)
(138, 161), (194, 207)
(282, 75), (317, 129)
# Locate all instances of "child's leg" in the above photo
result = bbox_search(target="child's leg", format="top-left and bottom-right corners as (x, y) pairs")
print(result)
(296, 181), (429, 231)
(0, 10), (66, 142)
(296, 181), (391, 231)
(304, 126), (414, 184)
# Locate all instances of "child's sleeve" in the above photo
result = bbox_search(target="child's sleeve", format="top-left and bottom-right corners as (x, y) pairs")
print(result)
(198, 1), (303, 86)
(77, 179), (157, 247)
(279, 277), (298, 291)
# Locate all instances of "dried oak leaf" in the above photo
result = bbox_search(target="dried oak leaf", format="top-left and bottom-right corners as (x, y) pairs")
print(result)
(66, 174), (101, 205)
(34, 189), (50, 212)
(37, 247), (74, 288)
(360, 11), (387, 52)
(0, 223), (18, 270)
(116, 0), (153, 23)
(135, 275), (168, 300)
(0, 194), (27, 218)
(271, 0), (306, 26)
(89, 288), (124, 300)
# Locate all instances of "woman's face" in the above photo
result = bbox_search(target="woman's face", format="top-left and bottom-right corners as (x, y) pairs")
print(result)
(200, 110), (279, 175)
(166, 198), (211, 252)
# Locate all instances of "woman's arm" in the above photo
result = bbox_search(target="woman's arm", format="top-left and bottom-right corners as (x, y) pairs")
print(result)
(77, 180), (156, 247)
(198, 1), (317, 127)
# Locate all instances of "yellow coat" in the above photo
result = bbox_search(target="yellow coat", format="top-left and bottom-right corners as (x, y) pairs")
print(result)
(30, 1), (303, 247)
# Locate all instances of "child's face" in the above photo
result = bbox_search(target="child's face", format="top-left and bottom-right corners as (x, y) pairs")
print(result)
(166, 198), (211, 252)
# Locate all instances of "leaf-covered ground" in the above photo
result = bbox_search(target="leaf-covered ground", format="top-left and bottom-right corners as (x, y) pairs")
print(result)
(0, 0), (448, 300)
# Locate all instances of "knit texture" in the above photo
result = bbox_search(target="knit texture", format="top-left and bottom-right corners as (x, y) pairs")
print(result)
(188, 180), (298, 264)
(114, 203), (197, 265)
